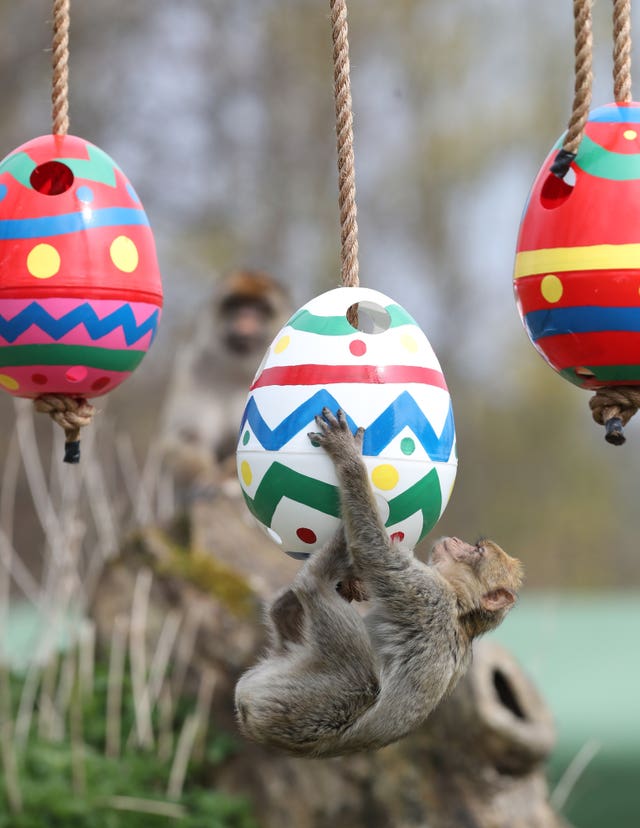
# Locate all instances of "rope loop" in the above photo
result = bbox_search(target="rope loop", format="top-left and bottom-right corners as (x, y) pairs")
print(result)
(34, 395), (96, 463)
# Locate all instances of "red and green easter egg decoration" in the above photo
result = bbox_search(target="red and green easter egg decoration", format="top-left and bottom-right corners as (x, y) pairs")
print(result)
(514, 102), (640, 389)
(0, 134), (162, 399)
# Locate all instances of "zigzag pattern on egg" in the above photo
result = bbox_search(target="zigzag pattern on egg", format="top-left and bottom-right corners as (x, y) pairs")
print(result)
(241, 462), (443, 542)
(0, 301), (159, 346)
(240, 389), (455, 460)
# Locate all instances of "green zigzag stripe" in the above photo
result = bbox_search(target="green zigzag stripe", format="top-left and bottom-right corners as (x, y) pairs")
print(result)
(0, 343), (145, 371)
(286, 304), (418, 336)
(242, 462), (443, 542)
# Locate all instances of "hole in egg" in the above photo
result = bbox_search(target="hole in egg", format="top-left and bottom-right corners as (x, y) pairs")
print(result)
(540, 166), (575, 210)
(65, 365), (88, 383)
(346, 301), (391, 334)
(30, 160), (75, 196)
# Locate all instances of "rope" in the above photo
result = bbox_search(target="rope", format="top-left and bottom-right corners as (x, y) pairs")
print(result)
(51, 0), (70, 135)
(589, 387), (640, 445)
(613, 0), (632, 102)
(551, 0), (593, 178)
(330, 0), (359, 291)
(34, 396), (96, 463)
(36, 1), (93, 463)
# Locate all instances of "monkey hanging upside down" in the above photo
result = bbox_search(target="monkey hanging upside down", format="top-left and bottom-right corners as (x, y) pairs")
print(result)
(234, 408), (523, 758)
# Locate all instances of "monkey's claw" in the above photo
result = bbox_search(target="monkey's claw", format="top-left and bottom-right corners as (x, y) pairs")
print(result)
(307, 409), (365, 453)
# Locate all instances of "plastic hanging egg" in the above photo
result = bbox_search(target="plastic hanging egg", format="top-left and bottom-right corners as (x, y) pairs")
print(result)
(236, 286), (457, 556)
(514, 102), (640, 389)
(0, 134), (162, 400)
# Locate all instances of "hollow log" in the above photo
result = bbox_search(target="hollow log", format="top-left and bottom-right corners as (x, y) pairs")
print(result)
(406, 638), (571, 828)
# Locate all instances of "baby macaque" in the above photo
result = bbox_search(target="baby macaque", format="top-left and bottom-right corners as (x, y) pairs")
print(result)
(235, 409), (523, 757)
(161, 270), (291, 494)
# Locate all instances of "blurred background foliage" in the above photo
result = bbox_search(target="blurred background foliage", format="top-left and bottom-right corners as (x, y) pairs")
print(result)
(2, 0), (640, 587)
(1, 1), (640, 825)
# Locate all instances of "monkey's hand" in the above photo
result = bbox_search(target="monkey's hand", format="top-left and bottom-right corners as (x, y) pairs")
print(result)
(307, 408), (364, 461)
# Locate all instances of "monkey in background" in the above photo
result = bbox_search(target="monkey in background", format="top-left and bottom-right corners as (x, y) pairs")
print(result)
(234, 409), (523, 758)
(161, 270), (292, 496)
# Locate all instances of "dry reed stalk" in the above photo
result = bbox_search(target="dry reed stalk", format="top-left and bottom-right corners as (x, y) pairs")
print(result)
(105, 614), (128, 759)
(167, 713), (200, 800)
(128, 568), (154, 749)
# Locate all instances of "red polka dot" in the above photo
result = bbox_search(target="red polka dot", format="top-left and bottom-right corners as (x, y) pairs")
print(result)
(349, 339), (367, 357)
(296, 527), (317, 545)
(31, 373), (48, 386)
(390, 532), (405, 543)
(91, 376), (111, 391)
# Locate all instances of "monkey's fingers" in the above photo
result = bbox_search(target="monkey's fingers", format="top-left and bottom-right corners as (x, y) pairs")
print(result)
(307, 431), (323, 447)
(336, 409), (351, 431)
(354, 426), (365, 449)
(314, 413), (331, 432)
(320, 407), (340, 428)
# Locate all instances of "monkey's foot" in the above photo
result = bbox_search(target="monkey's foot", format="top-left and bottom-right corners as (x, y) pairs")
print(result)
(307, 408), (364, 458)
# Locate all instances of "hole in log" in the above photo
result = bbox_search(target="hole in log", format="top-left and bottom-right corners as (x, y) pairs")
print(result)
(493, 669), (526, 720)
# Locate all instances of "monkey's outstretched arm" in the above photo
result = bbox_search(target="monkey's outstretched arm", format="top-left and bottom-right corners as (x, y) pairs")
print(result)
(308, 409), (412, 592)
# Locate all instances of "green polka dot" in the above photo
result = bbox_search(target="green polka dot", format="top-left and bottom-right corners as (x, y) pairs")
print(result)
(400, 437), (415, 456)
(242, 430), (250, 446)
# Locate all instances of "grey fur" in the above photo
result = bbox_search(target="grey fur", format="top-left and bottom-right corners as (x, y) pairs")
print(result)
(235, 409), (522, 757)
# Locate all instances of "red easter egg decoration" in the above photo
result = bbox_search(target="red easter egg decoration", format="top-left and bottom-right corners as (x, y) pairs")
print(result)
(0, 134), (162, 401)
(514, 102), (640, 390)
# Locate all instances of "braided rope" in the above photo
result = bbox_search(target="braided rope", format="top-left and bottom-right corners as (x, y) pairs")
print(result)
(613, 0), (632, 103)
(36, 1), (95, 463)
(330, 0), (359, 290)
(34, 395), (96, 463)
(51, 0), (70, 135)
(552, 0), (593, 177)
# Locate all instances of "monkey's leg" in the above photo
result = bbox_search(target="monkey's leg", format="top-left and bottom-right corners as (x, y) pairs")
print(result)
(268, 528), (351, 651)
(293, 534), (379, 680)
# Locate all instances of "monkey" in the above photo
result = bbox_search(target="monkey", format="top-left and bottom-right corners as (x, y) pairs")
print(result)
(160, 270), (292, 496)
(234, 408), (523, 758)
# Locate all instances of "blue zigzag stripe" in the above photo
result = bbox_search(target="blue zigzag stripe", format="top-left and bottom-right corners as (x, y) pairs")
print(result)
(0, 302), (159, 346)
(240, 389), (455, 461)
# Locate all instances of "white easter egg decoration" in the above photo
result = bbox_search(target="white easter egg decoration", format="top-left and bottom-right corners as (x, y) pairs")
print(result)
(236, 286), (457, 555)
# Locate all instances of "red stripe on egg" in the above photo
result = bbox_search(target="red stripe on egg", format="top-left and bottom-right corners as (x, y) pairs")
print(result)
(250, 364), (448, 391)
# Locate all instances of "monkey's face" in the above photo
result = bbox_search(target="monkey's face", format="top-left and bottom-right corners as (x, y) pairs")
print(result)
(431, 537), (524, 634)
(219, 297), (275, 356)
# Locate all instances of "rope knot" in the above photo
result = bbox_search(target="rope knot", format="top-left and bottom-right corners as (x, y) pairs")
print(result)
(588, 386), (640, 445)
(34, 394), (96, 462)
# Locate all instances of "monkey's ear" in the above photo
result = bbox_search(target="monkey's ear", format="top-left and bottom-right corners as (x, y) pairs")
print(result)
(480, 588), (516, 613)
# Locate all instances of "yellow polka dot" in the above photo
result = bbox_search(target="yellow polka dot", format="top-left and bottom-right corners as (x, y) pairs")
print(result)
(274, 335), (290, 354)
(0, 374), (19, 391)
(624, 129), (637, 140)
(400, 333), (419, 353)
(240, 461), (252, 486)
(110, 235), (139, 273)
(27, 243), (60, 279)
(371, 464), (399, 491)
(540, 274), (563, 303)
